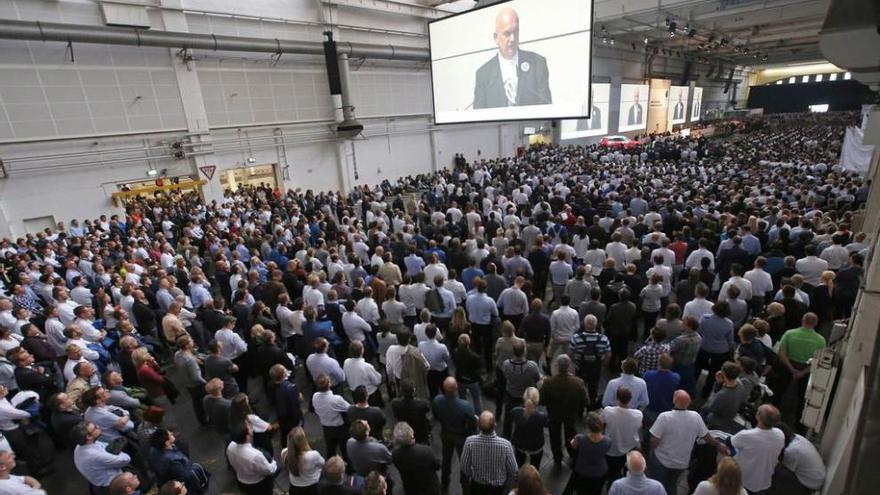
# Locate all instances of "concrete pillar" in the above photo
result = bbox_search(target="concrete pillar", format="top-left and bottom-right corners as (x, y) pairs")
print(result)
(158, 0), (223, 203)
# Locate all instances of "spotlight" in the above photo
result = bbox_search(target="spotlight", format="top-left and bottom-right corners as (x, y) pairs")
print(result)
(602, 36), (608, 44)
(644, 37), (649, 45)
(610, 37), (615, 46)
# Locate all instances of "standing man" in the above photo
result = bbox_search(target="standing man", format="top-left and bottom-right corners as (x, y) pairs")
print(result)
(432, 377), (477, 491)
(731, 404), (785, 494)
(391, 422), (441, 495)
(548, 295), (579, 365)
(540, 355), (587, 466)
(466, 278), (500, 371)
(419, 324), (451, 400)
(648, 390), (729, 495)
(312, 374), (352, 462)
(499, 340), (541, 438)
(570, 314), (611, 407)
(459, 412), (518, 495)
(777, 313), (826, 422)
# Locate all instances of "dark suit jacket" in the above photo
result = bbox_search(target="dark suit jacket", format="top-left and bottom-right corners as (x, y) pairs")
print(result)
(393, 443), (441, 495)
(673, 102), (685, 120)
(627, 103), (643, 125)
(576, 106), (602, 131)
(473, 50), (551, 109)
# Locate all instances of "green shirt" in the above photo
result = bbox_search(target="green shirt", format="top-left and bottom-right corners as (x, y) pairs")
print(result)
(779, 327), (826, 364)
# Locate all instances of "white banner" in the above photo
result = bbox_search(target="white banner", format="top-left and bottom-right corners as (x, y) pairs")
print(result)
(560, 83), (610, 139)
(667, 86), (690, 125)
(839, 126), (874, 175)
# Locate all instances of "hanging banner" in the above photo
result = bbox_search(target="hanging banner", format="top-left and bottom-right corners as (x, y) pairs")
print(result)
(839, 126), (873, 175)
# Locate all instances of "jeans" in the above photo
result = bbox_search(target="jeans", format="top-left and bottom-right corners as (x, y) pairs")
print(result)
(458, 381), (483, 414)
(548, 416), (577, 462)
(322, 424), (349, 463)
(648, 452), (684, 495)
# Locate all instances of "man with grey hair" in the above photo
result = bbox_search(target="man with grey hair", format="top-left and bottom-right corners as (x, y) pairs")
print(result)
(731, 404), (785, 494)
(391, 422), (441, 495)
(539, 354), (587, 466)
(608, 450), (666, 495)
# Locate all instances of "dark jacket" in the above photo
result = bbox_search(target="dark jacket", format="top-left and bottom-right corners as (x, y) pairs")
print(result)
(132, 300), (157, 336)
(473, 50), (552, 109)
(539, 373), (587, 420)
(149, 447), (204, 494)
(392, 443), (441, 495)
(275, 380), (302, 425)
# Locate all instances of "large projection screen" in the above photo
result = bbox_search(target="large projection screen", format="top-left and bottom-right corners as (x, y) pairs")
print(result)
(618, 83), (649, 132)
(429, 0), (593, 124)
(560, 83), (609, 139)
(667, 85), (690, 125)
(691, 87), (703, 122)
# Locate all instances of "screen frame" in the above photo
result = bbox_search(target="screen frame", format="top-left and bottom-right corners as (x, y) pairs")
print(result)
(427, 0), (595, 126)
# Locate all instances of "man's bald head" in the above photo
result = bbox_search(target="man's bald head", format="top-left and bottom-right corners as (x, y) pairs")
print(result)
(494, 7), (520, 60)
(442, 376), (458, 396)
(626, 450), (647, 475)
(672, 389), (691, 409)
(478, 411), (496, 434)
(756, 404), (781, 429)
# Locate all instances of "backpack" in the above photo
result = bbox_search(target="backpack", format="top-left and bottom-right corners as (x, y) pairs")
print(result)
(425, 288), (444, 314)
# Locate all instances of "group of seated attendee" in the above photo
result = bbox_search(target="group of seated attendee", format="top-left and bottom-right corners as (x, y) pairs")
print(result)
(0, 111), (858, 494)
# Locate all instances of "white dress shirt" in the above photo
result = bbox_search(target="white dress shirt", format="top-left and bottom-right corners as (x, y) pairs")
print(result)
(342, 311), (372, 343)
(227, 441), (278, 485)
(343, 357), (382, 395)
(602, 406), (643, 456)
(744, 268), (773, 298)
(312, 390), (350, 427)
(550, 306), (580, 343)
(795, 256), (828, 286)
(731, 427), (785, 492)
(215, 328), (248, 359)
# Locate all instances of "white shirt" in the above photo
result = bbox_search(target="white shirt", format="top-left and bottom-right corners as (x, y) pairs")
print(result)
(497, 51), (519, 104)
(693, 481), (747, 495)
(744, 268), (773, 297)
(302, 286), (325, 310)
(312, 390), (350, 427)
(686, 248), (715, 271)
(215, 328), (247, 359)
(226, 441), (278, 485)
(424, 263), (449, 287)
(649, 409), (709, 469)
(342, 311), (372, 343)
(385, 344), (406, 379)
(282, 449), (325, 487)
(718, 276), (753, 302)
(343, 357), (382, 395)
(355, 297), (380, 325)
(683, 297), (714, 322)
(820, 245), (849, 271)
(731, 427), (785, 492)
(602, 406), (643, 456)
(0, 475), (48, 494)
(796, 256), (828, 286)
(550, 306), (580, 343)
(0, 397), (30, 430)
(782, 434), (826, 490)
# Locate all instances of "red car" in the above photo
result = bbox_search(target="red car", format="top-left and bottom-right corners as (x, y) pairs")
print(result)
(599, 135), (640, 149)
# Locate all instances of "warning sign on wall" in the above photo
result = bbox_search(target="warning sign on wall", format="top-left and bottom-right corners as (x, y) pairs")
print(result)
(199, 165), (216, 180)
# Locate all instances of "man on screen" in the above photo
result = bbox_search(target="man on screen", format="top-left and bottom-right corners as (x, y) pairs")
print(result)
(673, 89), (685, 120)
(692, 98), (700, 119)
(576, 88), (601, 131)
(473, 7), (552, 109)
(627, 87), (643, 125)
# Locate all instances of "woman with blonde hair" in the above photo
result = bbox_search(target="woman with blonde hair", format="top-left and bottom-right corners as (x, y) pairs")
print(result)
(281, 426), (325, 494)
(693, 456), (748, 495)
(449, 306), (471, 350)
(133, 346), (176, 405)
(510, 387), (548, 468)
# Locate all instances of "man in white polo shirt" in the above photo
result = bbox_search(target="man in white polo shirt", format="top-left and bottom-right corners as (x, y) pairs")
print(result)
(648, 390), (729, 495)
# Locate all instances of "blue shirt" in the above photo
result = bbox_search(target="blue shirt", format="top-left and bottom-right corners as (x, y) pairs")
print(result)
(461, 267), (485, 292)
(602, 374), (650, 410)
(644, 369), (681, 413)
(419, 339), (450, 371)
(608, 472), (667, 495)
(432, 394), (476, 436)
(465, 292), (499, 325)
(306, 352), (346, 386)
(699, 314), (735, 354)
(74, 441), (131, 487)
(404, 255), (426, 277)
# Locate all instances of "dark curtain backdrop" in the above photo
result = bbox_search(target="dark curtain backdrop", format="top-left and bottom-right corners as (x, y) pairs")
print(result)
(747, 80), (875, 113)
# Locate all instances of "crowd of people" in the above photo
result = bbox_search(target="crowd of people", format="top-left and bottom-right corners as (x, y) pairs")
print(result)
(0, 111), (862, 495)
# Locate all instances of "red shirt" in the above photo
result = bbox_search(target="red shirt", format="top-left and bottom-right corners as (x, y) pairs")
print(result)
(670, 241), (689, 265)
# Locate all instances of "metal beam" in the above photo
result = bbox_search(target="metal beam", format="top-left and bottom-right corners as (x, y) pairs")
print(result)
(0, 19), (430, 61)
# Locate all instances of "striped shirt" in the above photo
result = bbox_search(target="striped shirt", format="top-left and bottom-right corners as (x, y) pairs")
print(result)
(460, 432), (518, 487)
(570, 331), (611, 364)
